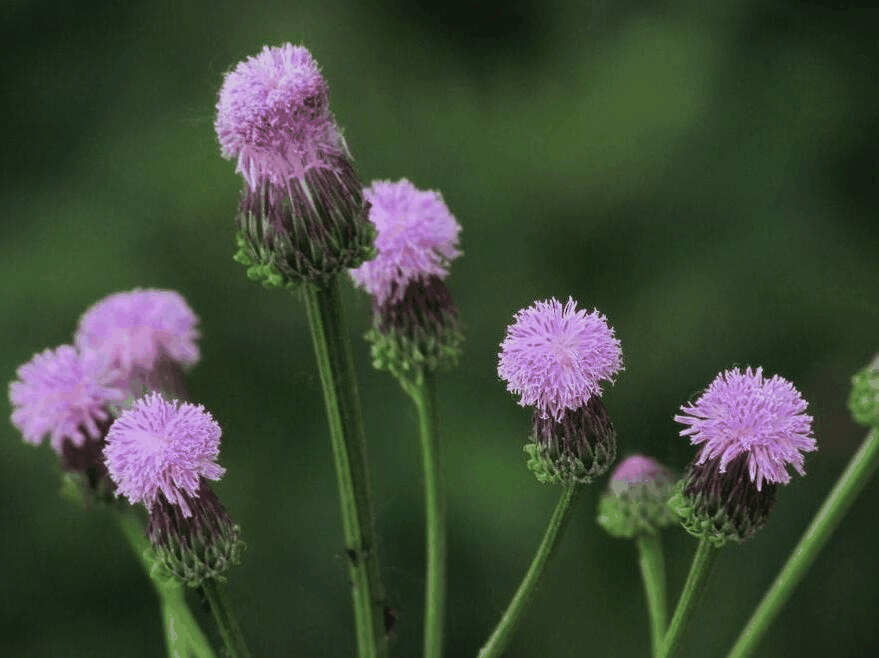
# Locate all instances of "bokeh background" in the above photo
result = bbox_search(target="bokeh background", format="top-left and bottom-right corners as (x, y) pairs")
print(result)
(2, 0), (878, 656)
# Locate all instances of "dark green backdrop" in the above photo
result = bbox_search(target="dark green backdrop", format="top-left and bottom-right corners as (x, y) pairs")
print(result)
(2, 1), (878, 656)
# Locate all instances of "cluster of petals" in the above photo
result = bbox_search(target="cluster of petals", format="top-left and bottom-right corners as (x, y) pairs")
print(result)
(76, 289), (200, 377)
(675, 366), (816, 490)
(350, 179), (461, 306)
(103, 393), (225, 517)
(498, 298), (623, 421)
(9, 346), (127, 453)
(215, 43), (344, 189)
(609, 454), (671, 496)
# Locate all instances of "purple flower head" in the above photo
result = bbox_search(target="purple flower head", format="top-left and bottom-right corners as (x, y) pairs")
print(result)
(498, 298), (623, 421)
(104, 393), (225, 517)
(215, 43), (345, 190)
(9, 346), (127, 453)
(674, 367), (816, 491)
(609, 454), (672, 497)
(76, 289), (200, 377)
(350, 179), (461, 306)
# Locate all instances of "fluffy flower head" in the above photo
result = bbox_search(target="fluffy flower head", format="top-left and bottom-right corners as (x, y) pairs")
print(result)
(350, 179), (461, 306)
(76, 289), (200, 376)
(215, 43), (345, 189)
(498, 298), (623, 421)
(104, 393), (225, 517)
(675, 367), (816, 490)
(9, 346), (127, 452)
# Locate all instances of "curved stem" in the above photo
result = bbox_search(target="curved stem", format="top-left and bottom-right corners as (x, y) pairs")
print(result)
(114, 508), (216, 658)
(410, 371), (447, 658)
(661, 536), (719, 658)
(636, 532), (668, 658)
(477, 484), (582, 658)
(727, 427), (879, 658)
(303, 278), (389, 658)
(200, 579), (252, 658)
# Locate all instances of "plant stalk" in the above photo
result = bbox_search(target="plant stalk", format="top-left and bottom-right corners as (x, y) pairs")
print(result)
(477, 484), (582, 658)
(727, 427), (879, 658)
(303, 278), (389, 658)
(636, 532), (668, 658)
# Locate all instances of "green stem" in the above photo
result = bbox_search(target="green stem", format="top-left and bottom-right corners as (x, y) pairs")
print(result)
(303, 278), (389, 658)
(200, 579), (252, 658)
(727, 427), (879, 658)
(410, 371), (447, 658)
(114, 508), (216, 658)
(636, 532), (668, 658)
(661, 536), (719, 658)
(477, 484), (582, 658)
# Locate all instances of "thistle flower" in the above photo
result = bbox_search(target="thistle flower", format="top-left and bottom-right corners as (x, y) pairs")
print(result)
(104, 393), (242, 586)
(498, 298), (622, 423)
(104, 393), (225, 517)
(671, 367), (816, 545)
(498, 298), (623, 485)
(597, 455), (677, 539)
(350, 179), (463, 379)
(9, 346), (126, 453)
(351, 179), (460, 307)
(216, 43), (374, 289)
(76, 289), (200, 380)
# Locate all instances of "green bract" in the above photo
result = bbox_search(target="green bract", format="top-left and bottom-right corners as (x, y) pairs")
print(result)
(848, 361), (879, 427)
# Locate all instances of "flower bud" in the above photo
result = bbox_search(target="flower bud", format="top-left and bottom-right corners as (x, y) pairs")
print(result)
(597, 455), (676, 538)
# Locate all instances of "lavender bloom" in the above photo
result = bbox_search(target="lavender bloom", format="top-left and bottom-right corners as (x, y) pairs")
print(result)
(216, 44), (339, 191)
(498, 298), (623, 421)
(76, 289), (200, 377)
(675, 367), (816, 491)
(350, 179), (461, 307)
(9, 346), (127, 453)
(104, 393), (225, 517)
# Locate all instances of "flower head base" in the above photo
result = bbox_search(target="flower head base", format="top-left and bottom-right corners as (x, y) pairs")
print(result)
(147, 481), (245, 587)
(597, 455), (677, 539)
(525, 396), (616, 485)
(350, 179), (461, 308)
(104, 393), (225, 517)
(674, 367), (816, 491)
(498, 298), (623, 422)
(76, 289), (200, 378)
(366, 275), (464, 383)
(669, 454), (778, 546)
(218, 44), (375, 289)
(9, 346), (127, 453)
(848, 354), (879, 427)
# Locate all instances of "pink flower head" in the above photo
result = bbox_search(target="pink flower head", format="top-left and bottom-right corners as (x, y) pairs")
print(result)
(9, 346), (127, 453)
(215, 43), (346, 190)
(104, 393), (225, 517)
(609, 454), (672, 497)
(76, 289), (200, 376)
(675, 367), (816, 491)
(350, 179), (461, 306)
(498, 298), (623, 421)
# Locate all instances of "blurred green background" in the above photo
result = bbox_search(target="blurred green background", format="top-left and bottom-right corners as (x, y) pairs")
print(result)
(2, 0), (878, 656)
